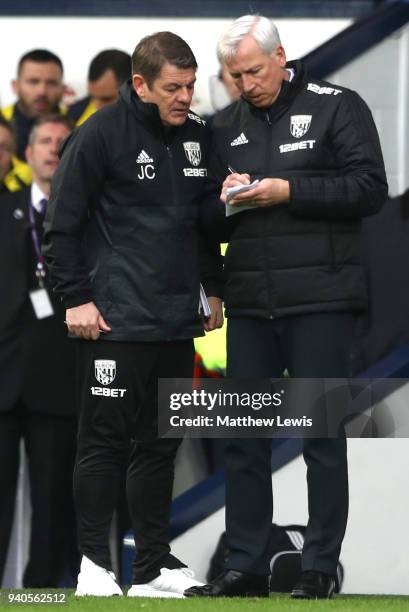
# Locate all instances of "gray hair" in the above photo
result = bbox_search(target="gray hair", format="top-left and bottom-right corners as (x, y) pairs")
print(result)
(217, 15), (281, 64)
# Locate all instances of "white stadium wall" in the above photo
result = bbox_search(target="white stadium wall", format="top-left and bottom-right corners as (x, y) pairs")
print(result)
(329, 22), (409, 197)
(0, 16), (351, 115)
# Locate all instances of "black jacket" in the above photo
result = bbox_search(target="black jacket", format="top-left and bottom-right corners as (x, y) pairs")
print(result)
(67, 95), (91, 124)
(210, 61), (388, 319)
(0, 188), (76, 415)
(43, 81), (222, 342)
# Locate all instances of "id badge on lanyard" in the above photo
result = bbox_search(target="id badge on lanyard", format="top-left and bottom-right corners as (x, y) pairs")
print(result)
(28, 204), (54, 319)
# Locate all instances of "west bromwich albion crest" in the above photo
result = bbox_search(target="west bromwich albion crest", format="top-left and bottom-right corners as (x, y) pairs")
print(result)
(290, 115), (312, 139)
(183, 142), (201, 166)
(95, 359), (116, 386)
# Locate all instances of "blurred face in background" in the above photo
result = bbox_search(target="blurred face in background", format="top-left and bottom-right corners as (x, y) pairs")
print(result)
(25, 122), (70, 185)
(133, 62), (196, 127)
(0, 125), (14, 182)
(220, 64), (241, 102)
(226, 35), (287, 108)
(88, 69), (120, 110)
(13, 61), (64, 118)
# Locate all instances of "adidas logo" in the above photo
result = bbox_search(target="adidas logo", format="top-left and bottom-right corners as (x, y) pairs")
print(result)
(230, 132), (248, 146)
(136, 150), (153, 163)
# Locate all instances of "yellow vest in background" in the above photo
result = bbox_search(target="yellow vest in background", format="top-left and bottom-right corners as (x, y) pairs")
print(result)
(75, 99), (97, 126)
(194, 325), (226, 372)
(1, 105), (13, 121)
(194, 244), (228, 372)
(2, 105), (32, 190)
(1, 103), (68, 122)
(1, 103), (67, 191)
(3, 157), (32, 191)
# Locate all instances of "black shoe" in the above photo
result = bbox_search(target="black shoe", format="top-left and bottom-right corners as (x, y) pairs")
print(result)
(291, 570), (336, 599)
(184, 570), (270, 597)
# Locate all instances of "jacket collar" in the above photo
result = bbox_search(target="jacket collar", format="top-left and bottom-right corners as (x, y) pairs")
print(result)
(119, 79), (164, 127)
(119, 79), (186, 142)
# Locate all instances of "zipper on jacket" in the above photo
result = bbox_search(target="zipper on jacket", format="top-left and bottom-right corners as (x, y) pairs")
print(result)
(262, 112), (275, 319)
(166, 145), (179, 205)
(163, 144), (177, 340)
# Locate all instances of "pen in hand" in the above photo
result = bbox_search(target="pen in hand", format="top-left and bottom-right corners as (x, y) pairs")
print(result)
(228, 165), (250, 182)
(227, 165), (251, 185)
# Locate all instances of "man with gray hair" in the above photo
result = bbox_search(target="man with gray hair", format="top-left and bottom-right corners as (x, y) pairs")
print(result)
(185, 14), (387, 599)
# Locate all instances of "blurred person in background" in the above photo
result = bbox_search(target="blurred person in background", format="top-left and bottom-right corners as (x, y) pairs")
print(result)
(0, 115), (78, 588)
(0, 116), (16, 193)
(0, 115), (34, 193)
(208, 62), (241, 114)
(43, 31), (223, 598)
(1, 49), (66, 187)
(68, 49), (132, 126)
(185, 14), (387, 601)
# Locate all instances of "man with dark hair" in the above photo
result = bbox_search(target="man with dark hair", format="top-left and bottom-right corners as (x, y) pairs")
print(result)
(131, 31), (197, 85)
(27, 114), (73, 146)
(0, 117), (16, 193)
(68, 49), (132, 126)
(0, 115), (78, 588)
(2, 49), (65, 186)
(43, 31), (223, 598)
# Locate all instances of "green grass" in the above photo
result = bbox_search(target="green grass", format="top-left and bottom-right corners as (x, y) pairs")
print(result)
(1, 591), (409, 612)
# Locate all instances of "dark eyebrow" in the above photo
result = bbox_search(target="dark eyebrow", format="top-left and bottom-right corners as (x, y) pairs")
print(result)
(167, 78), (196, 87)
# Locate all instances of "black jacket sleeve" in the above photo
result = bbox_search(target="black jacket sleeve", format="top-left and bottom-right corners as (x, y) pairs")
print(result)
(193, 128), (228, 299)
(288, 89), (388, 220)
(197, 236), (223, 299)
(197, 197), (224, 299)
(42, 119), (107, 308)
(201, 130), (234, 245)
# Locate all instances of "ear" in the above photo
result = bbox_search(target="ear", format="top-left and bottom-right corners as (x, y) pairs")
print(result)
(25, 144), (32, 166)
(11, 79), (18, 95)
(275, 45), (287, 68)
(132, 73), (148, 99)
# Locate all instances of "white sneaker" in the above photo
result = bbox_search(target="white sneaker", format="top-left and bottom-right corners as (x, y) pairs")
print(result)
(75, 555), (123, 597)
(127, 567), (203, 598)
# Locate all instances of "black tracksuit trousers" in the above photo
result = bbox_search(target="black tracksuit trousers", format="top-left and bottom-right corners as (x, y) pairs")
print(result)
(74, 339), (194, 584)
(225, 313), (353, 577)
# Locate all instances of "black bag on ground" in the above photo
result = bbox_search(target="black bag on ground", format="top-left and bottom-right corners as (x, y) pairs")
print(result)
(207, 523), (344, 593)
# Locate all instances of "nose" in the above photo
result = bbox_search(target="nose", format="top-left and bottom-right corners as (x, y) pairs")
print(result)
(241, 74), (255, 94)
(177, 87), (192, 105)
(50, 139), (59, 155)
(36, 80), (48, 96)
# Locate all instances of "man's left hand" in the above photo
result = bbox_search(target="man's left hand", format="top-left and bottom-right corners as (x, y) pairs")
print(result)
(228, 178), (290, 208)
(204, 297), (224, 331)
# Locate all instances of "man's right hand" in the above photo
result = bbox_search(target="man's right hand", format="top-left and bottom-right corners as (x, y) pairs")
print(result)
(221, 173), (251, 204)
(65, 302), (111, 340)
